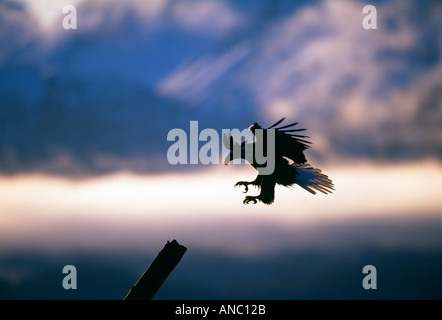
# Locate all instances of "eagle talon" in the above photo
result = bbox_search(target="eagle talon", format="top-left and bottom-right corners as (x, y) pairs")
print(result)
(243, 196), (258, 205)
(234, 181), (249, 193)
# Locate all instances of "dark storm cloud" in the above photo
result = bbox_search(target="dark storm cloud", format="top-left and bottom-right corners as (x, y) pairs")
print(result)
(0, 0), (441, 176)
(0, 0), (250, 176)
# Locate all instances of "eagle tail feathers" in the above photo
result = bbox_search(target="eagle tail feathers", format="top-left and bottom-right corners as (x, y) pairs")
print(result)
(294, 163), (334, 195)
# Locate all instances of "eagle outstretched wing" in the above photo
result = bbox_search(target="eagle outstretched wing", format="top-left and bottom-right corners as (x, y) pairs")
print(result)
(269, 117), (311, 164)
(251, 118), (311, 164)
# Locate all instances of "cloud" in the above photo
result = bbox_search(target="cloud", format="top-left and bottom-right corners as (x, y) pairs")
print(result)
(159, 0), (442, 163)
(170, 0), (242, 35)
(0, 0), (441, 176)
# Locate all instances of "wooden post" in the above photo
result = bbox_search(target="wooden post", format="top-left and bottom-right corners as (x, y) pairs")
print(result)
(124, 239), (187, 300)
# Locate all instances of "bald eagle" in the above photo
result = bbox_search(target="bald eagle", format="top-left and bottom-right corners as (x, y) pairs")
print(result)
(224, 118), (334, 205)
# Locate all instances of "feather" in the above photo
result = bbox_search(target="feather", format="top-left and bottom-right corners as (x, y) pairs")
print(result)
(280, 128), (306, 132)
(275, 122), (299, 130)
(294, 163), (335, 194)
(268, 118), (285, 129)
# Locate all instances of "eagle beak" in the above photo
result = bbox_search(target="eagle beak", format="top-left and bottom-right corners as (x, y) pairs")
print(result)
(224, 153), (231, 166)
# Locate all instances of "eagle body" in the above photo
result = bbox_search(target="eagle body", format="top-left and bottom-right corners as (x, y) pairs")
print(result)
(224, 118), (334, 205)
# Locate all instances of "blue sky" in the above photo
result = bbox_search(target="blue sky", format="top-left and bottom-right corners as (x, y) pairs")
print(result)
(1, 0), (441, 175)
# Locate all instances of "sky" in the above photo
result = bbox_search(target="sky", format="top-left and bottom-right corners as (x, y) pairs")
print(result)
(0, 0), (442, 299)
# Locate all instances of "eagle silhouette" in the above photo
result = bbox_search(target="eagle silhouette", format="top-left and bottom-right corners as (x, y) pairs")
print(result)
(224, 118), (334, 204)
